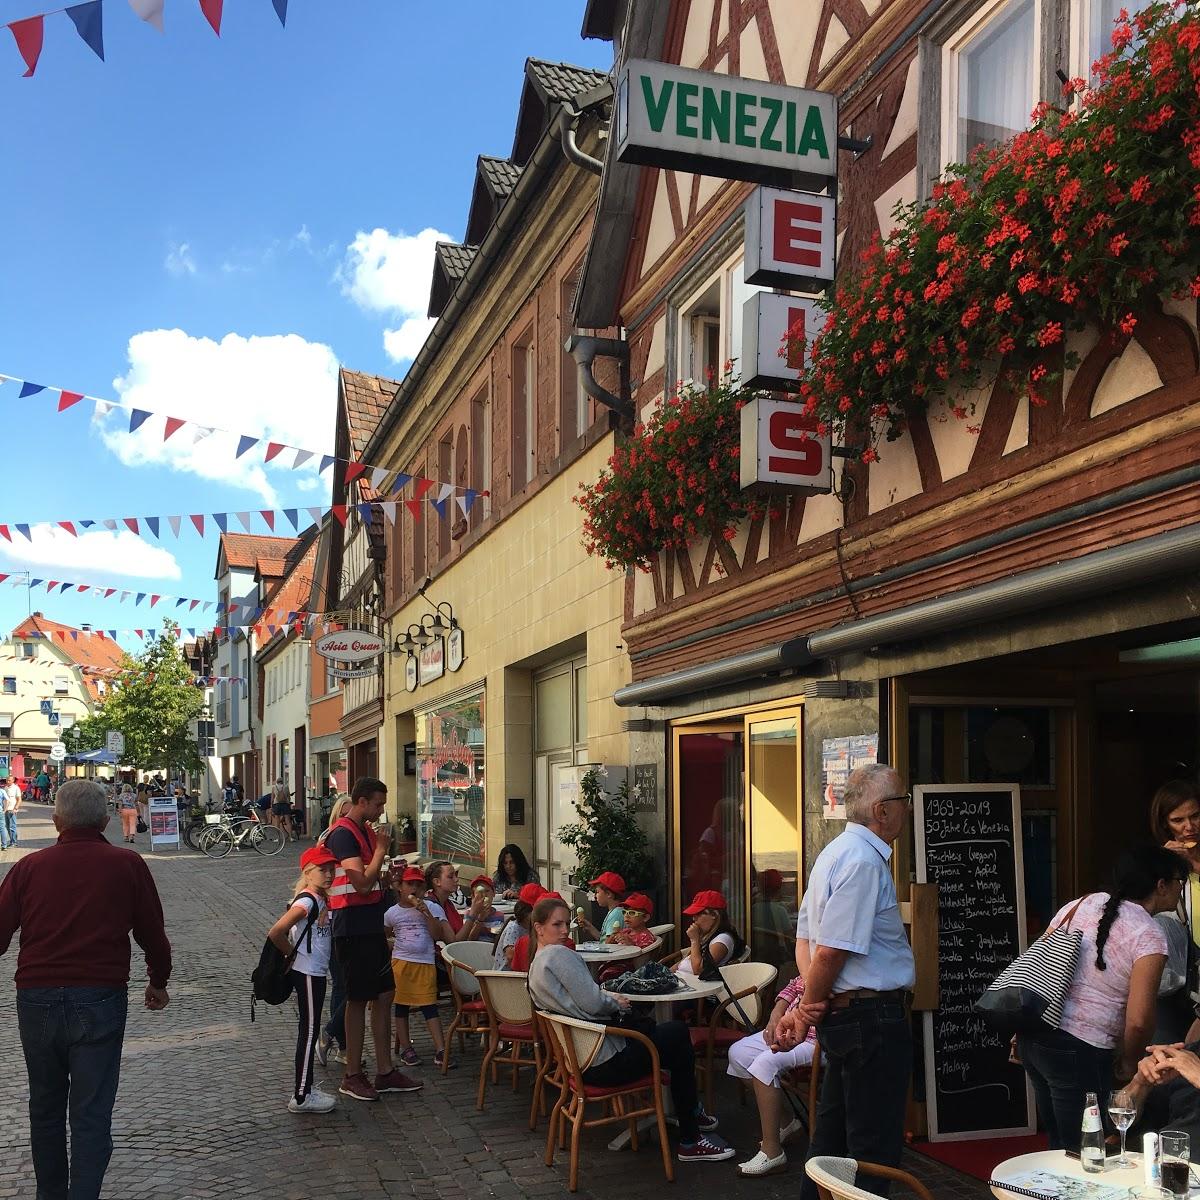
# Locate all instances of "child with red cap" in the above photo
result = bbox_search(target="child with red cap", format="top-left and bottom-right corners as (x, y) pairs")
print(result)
(384, 866), (454, 1069)
(678, 890), (746, 980)
(576, 870), (627, 942)
(607, 892), (657, 949)
(266, 844), (339, 1114)
(494, 881), (544, 970)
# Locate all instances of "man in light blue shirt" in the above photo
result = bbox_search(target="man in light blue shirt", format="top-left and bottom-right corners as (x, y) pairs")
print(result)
(778, 763), (916, 1200)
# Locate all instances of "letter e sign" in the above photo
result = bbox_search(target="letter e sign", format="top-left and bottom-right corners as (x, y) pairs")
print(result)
(744, 186), (836, 291)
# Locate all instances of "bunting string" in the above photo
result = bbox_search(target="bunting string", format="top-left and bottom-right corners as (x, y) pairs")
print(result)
(5, 0), (289, 78)
(0, 373), (484, 499)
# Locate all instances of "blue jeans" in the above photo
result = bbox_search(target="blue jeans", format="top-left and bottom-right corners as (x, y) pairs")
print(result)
(17, 986), (128, 1200)
(1017, 1026), (1114, 1150)
(5, 809), (18, 846)
(801, 998), (913, 1200)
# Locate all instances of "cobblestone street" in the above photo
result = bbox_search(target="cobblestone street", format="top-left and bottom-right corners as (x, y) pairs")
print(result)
(0, 808), (989, 1200)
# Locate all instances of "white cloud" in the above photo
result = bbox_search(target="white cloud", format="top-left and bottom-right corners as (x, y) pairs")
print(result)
(339, 226), (451, 364)
(165, 242), (197, 277)
(0, 526), (182, 581)
(99, 329), (340, 504)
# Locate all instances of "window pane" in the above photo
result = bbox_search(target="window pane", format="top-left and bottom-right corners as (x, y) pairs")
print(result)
(416, 690), (486, 868)
(574, 665), (588, 744)
(535, 671), (572, 752)
(956, 0), (1035, 161)
(729, 257), (767, 375)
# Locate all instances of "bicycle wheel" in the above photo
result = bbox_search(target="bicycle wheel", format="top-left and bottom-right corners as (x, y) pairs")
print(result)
(250, 824), (285, 856)
(183, 821), (205, 852)
(200, 825), (234, 859)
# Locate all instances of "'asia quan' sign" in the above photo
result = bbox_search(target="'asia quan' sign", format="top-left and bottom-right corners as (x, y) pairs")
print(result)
(615, 60), (837, 190)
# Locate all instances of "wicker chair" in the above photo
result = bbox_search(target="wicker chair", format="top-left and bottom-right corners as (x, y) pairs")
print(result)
(440, 941), (495, 1072)
(805, 1157), (935, 1200)
(538, 1009), (674, 1192)
(474, 970), (542, 1115)
(690, 961), (778, 1111)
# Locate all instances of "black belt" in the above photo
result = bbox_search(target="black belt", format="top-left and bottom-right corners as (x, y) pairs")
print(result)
(828, 988), (909, 1009)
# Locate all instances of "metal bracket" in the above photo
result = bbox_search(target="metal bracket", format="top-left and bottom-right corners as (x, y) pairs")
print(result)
(837, 133), (874, 159)
(830, 445), (863, 459)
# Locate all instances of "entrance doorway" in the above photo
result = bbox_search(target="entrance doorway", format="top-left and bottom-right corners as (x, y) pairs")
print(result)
(532, 658), (588, 894)
(672, 703), (803, 982)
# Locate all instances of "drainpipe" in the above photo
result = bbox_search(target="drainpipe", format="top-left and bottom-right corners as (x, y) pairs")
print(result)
(565, 334), (633, 421)
(556, 107), (605, 176)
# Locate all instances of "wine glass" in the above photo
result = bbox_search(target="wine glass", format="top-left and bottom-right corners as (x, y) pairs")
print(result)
(1108, 1088), (1136, 1167)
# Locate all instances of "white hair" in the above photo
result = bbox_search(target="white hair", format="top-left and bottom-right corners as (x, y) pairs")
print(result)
(55, 779), (109, 829)
(844, 763), (901, 824)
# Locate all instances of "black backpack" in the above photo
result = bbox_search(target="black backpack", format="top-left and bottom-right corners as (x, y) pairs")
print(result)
(250, 892), (320, 1021)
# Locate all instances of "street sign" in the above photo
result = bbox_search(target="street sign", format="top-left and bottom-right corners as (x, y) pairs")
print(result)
(107, 731), (125, 757)
(740, 397), (833, 494)
(49, 742), (67, 761)
(614, 59), (837, 190)
(48, 711), (59, 727)
(744, 186), (837, 291)
(39, 700), (52, 716)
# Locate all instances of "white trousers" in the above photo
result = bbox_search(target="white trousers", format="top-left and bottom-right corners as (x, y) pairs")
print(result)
(726, 1029), (815, 1087)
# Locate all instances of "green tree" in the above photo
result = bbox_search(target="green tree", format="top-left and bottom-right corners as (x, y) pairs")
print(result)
(557, 768), (653, 891)
(84, 621), (206, 775)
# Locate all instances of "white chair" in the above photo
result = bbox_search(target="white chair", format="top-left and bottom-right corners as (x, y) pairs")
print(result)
(691, 960), (777, 1110)
(805, 1157), (935, 1200)
(440, 941), (496, 1071)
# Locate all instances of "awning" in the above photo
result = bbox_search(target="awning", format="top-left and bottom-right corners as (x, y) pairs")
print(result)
(69, 747), (117, 764)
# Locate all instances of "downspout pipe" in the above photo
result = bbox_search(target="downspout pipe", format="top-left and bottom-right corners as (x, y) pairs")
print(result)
(566, 334), (633, 420)
(557, 106), (605, 175)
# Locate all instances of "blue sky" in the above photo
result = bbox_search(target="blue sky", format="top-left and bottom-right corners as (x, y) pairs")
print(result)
(0, 0), (609, 648)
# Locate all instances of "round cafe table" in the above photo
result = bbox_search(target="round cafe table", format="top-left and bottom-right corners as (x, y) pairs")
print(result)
(991, 1149), (1155, 1199)
(576, 938), (662, 970)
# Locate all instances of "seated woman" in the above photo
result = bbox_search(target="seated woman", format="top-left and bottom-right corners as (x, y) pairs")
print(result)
(526, 894), (735, 1164)
(678, 890), (745, 980)
(492, 843), (540, 899)
(727, 974), (817, 1177)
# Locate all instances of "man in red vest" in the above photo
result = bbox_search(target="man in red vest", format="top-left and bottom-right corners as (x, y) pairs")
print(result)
(325, 777), (421, 1101)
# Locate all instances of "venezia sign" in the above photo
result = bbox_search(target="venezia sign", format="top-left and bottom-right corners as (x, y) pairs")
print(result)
(314, 629), (384, 663)
(614, 59), (837, 189)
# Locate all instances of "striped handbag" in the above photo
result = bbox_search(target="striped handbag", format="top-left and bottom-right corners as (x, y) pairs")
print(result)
(974, 896), (1088, 1034)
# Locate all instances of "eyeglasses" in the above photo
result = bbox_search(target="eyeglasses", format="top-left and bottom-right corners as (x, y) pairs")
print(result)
(879, 793), (912, 808)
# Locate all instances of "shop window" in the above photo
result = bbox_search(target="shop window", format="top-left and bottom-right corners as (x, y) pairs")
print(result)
(415, 689), (486, 868)
(511, 332), (536, 493)
(560, 265), (587, 447)
(941, 0), (1038, 167)
(437, 431), (453, 562)
(470, 388), (491, 528)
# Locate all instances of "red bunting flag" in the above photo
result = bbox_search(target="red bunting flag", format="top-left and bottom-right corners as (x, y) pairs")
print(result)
(58, 522), (77, 536)
(190, 513), (205, 535)
(0, 526), (8, 542)
(8, 15), (43, 78)
(412, 478), (434, 501)
(404, 500), (422, 520)
(189, 599), (199, 610)
(163, 416), (186, 441)
(330, 505), (347, 526)
(77, 584), (88, 592)
(344, 461), (368, 484)
(104, 588), (115, 597)
(260, 510), (275, 530)
(264, 442), (284, 463)
(199, 0), (222, 35)
(150, 595), (160, 606)
(123, 517), (139, 534)
(58, 390), (84, 412)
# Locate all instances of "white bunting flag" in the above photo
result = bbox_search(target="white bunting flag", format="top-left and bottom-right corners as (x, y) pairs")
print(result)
(293, 449), (313, 470)
(128, 0), (165, 31)
(380, 501), (397, 525)
(235, 512), (253, 532)
(94, 400), (115, 417)
(102, 519), (117, 531)
(192, 426), (213, 445)
(370, 466), (390, 491)
(167, 514), (182, 537)
(456, 495), (472, 518)
(306, 507), (324, 525)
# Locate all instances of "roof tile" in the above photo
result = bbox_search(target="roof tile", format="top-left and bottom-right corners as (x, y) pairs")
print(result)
(219, 533), (300, 572)
(525, 59), (609, 105)
(340, 368), (401, 458)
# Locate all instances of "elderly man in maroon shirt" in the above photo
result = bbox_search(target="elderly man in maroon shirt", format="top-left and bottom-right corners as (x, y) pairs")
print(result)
(0, 778), (172, 1200)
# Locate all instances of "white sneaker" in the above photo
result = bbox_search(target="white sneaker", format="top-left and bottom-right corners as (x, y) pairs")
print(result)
(315, 1032), (331, 1067)
(288, 1090), (336, 1114)
(328, 1046), (347, 1065)
(780, 1116), (804, 1145)
(737, 1148), (787, 1177)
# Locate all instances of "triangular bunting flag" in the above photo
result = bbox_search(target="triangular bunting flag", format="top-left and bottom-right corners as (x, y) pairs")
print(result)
(167, 514), (182, 537)
(7, 16), (43, 77)
(58, 522), (77, 536)
(58, 390), (84, 412)
(163, 416), (185, 441)
(46, 580), (58, 590)
(192, 426), (213, 444)
(18, 380), (45, 398)
(175, 597), (187, 607)
(264, 442), (284, 463)
(404, 500), (422, 520)
(292, 449), (313, 470)
(135, 593), (145, 605)
(199, 0), (222, 35)
(381, 501), (397, 525)
(455, 494), (471, 518)
(128, 0), (165, 32)
(0, 527), (11, 542)
(370, 466), (390, 491)
(202, 601), (211, 612)
(70, 630), (78, 641)
(213, 513), (228, 533)
(150, 595), (161, 607)
(120, 591), (130, 601)
(260, 510), (275, 530)
(358, 502), (373, 523)
(190, 599), (199, 610)
(14, 524), (31, 541)
(391, 472), (412, 494)
(81, 520), (96, 529)
(306, 507), (324, 525)
(437, 482), (454, 502)
(412, 478), (435, 501)
(129, 409), (151, 433)
(108, 630), (118, 640)
(331, 505), (347, 527)
(430, 497), (449, 519)
(134, 629), (143, 638)
(234, 512), (253, 532)
(145, 516), (160, 538)
(102, 519), (118, 530)
(28, 577), (42, 587)
(344, 462), (368, 485)
(104, 588), (115, 598)
(190, 514), (205, 535)
(283, 508), (298, 530)
(235, 435), (258, 458)
(65, 2), (104, 61)
(94, 400), (114, 417)
(272, 0), (287, 25)
(318, 455), (334, 474)
(123, 517), (139, 534)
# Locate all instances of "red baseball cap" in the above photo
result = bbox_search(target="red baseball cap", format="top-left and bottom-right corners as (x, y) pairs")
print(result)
(300, 845), (337, 870)
(518, 883), (547, 905)
(683, 889), (727, 916)
(401, 866), (426, 883)
(623, 892), (653, 915)
(469, 875), (495, 892)
(588, 871), (626, 895)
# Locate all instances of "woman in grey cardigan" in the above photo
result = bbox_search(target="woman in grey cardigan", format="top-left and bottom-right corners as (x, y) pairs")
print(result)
(527, 895), (734, 1163)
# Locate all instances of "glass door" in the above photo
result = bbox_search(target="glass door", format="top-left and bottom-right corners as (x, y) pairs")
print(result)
(534, 750), (576, 895)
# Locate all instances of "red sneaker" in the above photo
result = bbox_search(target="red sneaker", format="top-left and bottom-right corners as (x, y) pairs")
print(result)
(338, 1073), (379, 1102)
(373, 1069), (423, 1094)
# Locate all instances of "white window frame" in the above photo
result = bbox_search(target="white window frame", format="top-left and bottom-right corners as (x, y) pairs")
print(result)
(1069, 0), (1132, 81)
(0, 711), (12, 737)
(940, 0), (1042, 174)
(54, 675), (69, 695)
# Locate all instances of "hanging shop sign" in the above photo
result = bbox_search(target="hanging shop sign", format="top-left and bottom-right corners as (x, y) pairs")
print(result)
(405, 655), (418, 693)
(446, 627), (464, 672)
(744, 186), (837, 291)
(49, 741), (67, 761)
(418, 637), (445, 686)
(615, 60), (838, 189)
(740, 396), (833, 494)
(313, 629), (384, 663)
(741, 292), (819, 390)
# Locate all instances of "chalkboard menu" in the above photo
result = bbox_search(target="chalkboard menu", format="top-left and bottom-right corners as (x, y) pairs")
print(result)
(914, 784), (1034, 1141)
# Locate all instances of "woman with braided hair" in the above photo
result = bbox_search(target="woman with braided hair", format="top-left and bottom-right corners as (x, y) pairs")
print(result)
(1016, 845), (1187, 1150)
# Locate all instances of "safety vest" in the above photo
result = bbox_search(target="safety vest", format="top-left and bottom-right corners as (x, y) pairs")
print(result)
(327, 817), (384, 909)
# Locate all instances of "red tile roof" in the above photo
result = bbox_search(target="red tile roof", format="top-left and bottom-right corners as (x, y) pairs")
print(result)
(340, 369), (399, 459)
(11, 613), (125, 700)
(219, 533), (299, 573)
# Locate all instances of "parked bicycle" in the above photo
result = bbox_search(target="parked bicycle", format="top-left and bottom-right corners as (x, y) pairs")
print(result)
(197, 810), (285, 858)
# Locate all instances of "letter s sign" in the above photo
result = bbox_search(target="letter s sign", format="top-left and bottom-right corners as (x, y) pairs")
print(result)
(739, 397), (833, 494)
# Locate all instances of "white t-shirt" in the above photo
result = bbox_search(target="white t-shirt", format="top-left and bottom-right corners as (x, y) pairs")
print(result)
(385, 899), (447, 965)
(289, 893), (331, 977)
(677, 932), (735, 976)
(3, 783), (20, 813)
(494, 917), (523, 970)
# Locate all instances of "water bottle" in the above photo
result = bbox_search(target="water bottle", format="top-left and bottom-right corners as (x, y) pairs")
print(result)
(1081, 1092), (1105, 1173)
